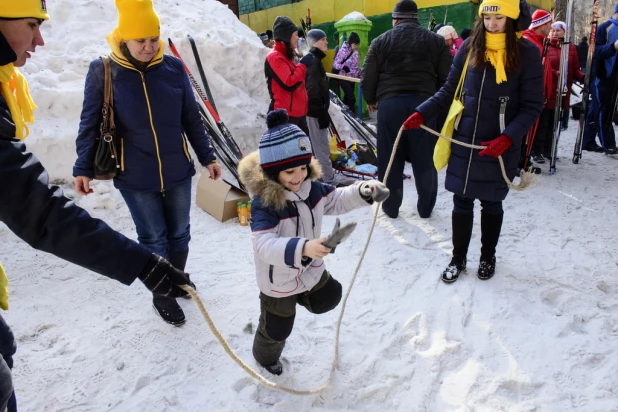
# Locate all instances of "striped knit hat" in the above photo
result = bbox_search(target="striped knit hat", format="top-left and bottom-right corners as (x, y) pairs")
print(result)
(259, 109), (313, 177)
(529, 9), (552, 29)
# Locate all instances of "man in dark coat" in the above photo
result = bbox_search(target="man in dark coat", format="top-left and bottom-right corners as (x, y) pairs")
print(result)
(360, 0), (452, 219)
(0, 9), (193, 411)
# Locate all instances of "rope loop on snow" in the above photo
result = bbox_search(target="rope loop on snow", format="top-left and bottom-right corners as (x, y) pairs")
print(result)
(182, 124), (530, 395)
(419, 125), (536, 191)
(180, 126), (407, 395)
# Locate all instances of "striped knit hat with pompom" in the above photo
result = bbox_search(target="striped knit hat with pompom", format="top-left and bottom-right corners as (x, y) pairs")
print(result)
(259, 109), (313, 177)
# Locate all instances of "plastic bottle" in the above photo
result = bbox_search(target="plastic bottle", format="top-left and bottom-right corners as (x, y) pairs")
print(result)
(237, 201), (243, 217)
(239, 204), (249, 226)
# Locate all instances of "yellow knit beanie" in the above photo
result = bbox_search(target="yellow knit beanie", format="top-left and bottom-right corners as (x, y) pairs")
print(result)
(115, 0), (160, 40)
(0, 0), (49, 20)
(478, 0), (520, 20)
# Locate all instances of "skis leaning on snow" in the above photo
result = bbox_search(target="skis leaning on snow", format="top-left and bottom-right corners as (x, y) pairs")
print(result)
(329, 90), (377, 151)
(549, 0), (574, 174)
(573, 0), (600, 164)
(168, 36), (245, 190)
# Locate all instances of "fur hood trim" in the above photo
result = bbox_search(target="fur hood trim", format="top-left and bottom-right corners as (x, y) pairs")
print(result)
(238, 151), (323, 210)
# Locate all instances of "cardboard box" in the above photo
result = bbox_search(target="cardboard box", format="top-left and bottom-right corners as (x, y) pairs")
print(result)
(196, 175), (250, 222)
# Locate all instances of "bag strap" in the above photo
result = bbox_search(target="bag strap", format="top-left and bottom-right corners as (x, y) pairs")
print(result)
(454, 52), (471, 101)
(101, 57), (115, 133)
(338, 50), (354, 67)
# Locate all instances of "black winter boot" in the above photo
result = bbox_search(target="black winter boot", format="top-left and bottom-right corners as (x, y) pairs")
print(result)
(262, 359), (283, 376)
(442, 212), (474, 284)
(478, 212), (503, 280)
(168, 250), (191, 299)
(153, 295), (185, 326)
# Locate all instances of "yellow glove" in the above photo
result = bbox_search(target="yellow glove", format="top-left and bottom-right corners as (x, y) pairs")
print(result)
(0, 262), (7, 310)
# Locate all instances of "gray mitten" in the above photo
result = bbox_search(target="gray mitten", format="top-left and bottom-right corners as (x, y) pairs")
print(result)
(360, 181), (390, 202)
(322, 218), (357, 253)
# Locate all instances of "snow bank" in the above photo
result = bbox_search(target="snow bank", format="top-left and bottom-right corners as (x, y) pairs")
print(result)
(22, 0), (271, 182)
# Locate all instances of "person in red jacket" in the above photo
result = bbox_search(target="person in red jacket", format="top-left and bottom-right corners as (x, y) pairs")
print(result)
(264, 16), (310, 135)
(520, 9), (552, 169)
(522, 9), (552, 53)
(531, 21), (585, 162)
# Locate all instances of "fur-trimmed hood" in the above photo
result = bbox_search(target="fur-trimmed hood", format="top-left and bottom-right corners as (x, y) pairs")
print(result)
(238, 151), (322, 210)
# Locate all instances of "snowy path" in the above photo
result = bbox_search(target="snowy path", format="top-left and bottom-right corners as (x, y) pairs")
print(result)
(2, 124), (618, 411)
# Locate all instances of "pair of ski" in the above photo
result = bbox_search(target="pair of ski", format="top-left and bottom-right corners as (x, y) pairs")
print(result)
(168, 36), (245, 190)
(329, 90), (377, 151)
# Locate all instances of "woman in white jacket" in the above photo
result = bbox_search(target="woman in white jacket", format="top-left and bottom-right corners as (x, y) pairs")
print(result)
(239, 109), (389, 375)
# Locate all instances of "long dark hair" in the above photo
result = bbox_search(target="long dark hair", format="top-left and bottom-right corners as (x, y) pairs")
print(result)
(469, 16), (521, 74)
(276, 40), (296, 60)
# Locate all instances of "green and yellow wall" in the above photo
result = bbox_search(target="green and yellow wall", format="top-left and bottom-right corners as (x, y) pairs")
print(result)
(240, 0), (554, 70)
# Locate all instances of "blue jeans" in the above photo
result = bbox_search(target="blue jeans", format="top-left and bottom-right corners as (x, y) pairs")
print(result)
(583, 77), (616, 149)
(119, 178), (192, 258)
(453, 194), (503, 215)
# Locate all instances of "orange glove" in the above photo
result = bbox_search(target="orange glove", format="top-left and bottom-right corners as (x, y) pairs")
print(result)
(403, 112), (425, 130)
(479, 134), (512, 157)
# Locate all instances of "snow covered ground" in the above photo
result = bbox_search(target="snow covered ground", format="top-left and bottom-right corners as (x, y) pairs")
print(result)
(2, 0), (618, 410)
(3, 123), (618, 411)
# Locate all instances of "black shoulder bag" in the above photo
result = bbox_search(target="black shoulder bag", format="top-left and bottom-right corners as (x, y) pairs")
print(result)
(93, 57), (121, 180)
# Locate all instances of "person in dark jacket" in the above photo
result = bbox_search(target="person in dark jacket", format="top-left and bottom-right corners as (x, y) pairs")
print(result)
(577, 36), (589, 70)
(264, 16), (310, 135)
(300, 30), (353, 186)
(531, 21), (584, 162)
(332, 32), (361, 113)
(0, 4), (194, 411)
(404, 0), (543, 282)
(361, 0), (452, 219)
(582, 4), (618, 154)
(73, 0), (220, 326)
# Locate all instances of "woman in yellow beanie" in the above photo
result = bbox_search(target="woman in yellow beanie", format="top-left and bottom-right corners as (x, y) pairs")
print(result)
(404, 0), (543, 283)
(74, 0), (222, 325)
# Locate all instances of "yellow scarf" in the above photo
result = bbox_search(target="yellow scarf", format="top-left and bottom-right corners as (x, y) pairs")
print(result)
(0, 63), (37, 140)
(484, 32), (522, 84)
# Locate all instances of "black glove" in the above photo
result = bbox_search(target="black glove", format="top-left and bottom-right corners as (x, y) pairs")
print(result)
(138, 254), (195, 298)
(341, 66), (350, 73)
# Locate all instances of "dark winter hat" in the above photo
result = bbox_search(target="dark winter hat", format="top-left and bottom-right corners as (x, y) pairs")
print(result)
(434, 23), (445, 33)
(273, 16), (298, 42)
(460, 28), (471, 40)
(306, 29), (327, 49)
(266, 30), (273, 40)
(348, 32), (360, 45)
(392, 0), (418, 19)
(259, 32), (269, 42)
(259, 110), (313, 177)
(615, 3), (618, 13)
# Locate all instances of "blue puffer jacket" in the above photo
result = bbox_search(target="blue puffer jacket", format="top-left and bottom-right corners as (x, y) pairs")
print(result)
(417, 38), (543, 202)
(74, 41), (216, 192)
